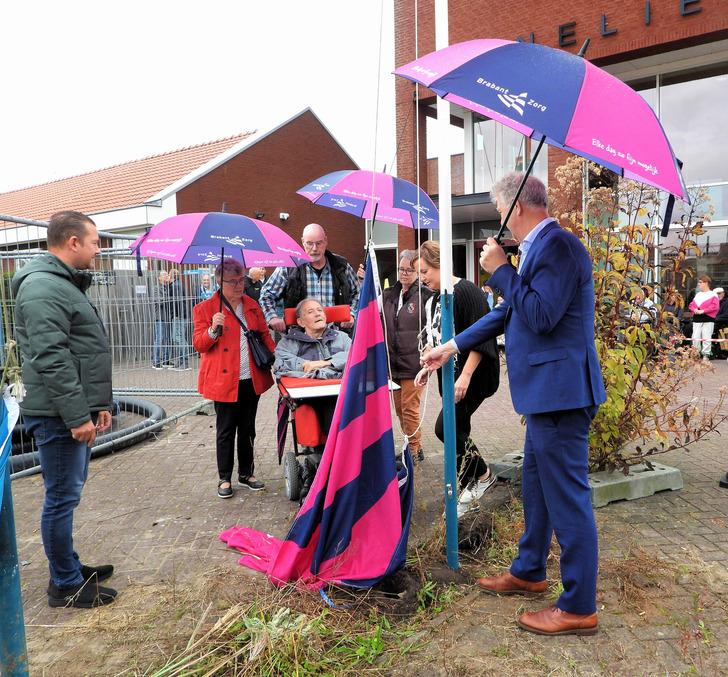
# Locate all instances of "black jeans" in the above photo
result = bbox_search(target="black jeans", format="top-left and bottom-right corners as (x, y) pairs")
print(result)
(435, 392), (488, 489)
(214, 379), (260, 482)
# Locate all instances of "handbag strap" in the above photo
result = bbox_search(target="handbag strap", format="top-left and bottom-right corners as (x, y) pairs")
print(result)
(220, 293), (250, 335)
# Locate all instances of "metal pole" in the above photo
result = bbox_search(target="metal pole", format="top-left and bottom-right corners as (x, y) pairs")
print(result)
(0, 469), (29, 676)
(435, 0), (458, 569)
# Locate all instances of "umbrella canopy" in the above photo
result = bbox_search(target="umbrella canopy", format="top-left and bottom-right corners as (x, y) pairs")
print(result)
(131, 212), (311, 268)
(298, 170), (439, 230)
(393, 39), (689, 203)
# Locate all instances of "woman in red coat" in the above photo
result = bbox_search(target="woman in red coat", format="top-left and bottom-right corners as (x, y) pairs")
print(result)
(193, 259), (276, 499)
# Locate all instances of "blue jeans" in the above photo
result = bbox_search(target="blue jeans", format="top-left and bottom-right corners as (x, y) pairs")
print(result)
(24, 415), (94, 589)
(153, 320), (170, 366)
(170, 318), (190, 366)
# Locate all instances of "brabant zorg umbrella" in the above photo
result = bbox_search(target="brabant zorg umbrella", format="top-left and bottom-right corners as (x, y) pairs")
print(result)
(394, 39), (690, 233)
(131, 212), (311, 268)
(298, 170), (439, 230)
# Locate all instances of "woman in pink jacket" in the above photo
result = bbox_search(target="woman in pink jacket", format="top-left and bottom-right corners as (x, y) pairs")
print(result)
(193, 259), (276, 498)
(689, 275), (720, 361)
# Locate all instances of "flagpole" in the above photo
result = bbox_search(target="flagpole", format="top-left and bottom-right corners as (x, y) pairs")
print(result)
(435, 0), (458, 570)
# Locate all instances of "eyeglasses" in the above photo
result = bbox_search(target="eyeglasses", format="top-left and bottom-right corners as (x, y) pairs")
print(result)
(398, 268), (416, 275)
(221, 278), (245, 287)
(302, 240), (325, 248)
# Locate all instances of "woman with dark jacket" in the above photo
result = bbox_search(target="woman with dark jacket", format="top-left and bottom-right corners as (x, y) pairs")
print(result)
(381, 250), (434, 461)
(413, 241), (500, 517)
(193, 259), (276, 499)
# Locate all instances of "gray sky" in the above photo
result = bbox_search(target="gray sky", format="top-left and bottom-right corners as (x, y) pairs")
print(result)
(0, 0), (395, 193)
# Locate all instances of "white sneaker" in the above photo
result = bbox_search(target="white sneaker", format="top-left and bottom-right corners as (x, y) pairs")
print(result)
(455, 473), (498, 518)
(471, 472), (498, 500)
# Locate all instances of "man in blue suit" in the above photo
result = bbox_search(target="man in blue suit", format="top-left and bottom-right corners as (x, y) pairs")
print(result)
(422, 173), (606, 636)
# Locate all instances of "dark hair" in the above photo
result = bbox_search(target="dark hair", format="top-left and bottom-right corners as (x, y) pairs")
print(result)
(47, 211), (95, 248)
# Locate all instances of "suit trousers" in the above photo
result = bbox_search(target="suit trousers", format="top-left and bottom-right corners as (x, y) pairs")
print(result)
(510, 405), (599, 615)
(392, 378), (424, 453)
(214, 379), (260, 482)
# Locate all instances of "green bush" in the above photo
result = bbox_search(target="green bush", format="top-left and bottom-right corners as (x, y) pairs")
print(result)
(549, 158), (725, 473)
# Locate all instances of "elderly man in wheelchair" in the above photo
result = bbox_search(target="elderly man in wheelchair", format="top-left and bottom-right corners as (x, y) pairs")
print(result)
(274, 298), (352, 501)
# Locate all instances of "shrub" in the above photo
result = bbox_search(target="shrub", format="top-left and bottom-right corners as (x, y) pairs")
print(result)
(548, 157), (726, 473)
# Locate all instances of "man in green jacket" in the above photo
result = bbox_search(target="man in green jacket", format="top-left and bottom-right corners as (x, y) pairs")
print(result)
(12, 210), (116, 609)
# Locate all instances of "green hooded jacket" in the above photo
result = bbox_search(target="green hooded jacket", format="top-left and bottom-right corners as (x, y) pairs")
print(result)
(11, 253), (112, 429)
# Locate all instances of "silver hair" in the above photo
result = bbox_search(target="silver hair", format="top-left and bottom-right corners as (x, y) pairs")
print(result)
(491, 172), (548, 210)
(399, 249), (416, 262)
(295, 297), (323, 318)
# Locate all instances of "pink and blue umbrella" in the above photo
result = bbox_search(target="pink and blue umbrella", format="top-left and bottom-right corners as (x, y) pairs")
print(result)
(131, 212), (311, 268)
(298, 170), (439, 230)
(394, 39), (690, 231)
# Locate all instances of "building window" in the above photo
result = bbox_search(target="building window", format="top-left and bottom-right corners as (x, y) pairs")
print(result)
(630, 62), (728, 222)
(472, 115), (549, 194)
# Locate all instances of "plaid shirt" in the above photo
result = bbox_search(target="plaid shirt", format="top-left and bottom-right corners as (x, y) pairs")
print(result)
(259, 258), (360, 323)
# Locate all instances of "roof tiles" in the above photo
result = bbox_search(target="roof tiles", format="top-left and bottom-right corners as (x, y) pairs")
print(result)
(0, 133), (253, 222)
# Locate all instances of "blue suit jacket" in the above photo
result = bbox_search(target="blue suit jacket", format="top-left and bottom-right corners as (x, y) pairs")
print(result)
(458, 221), (606, 415)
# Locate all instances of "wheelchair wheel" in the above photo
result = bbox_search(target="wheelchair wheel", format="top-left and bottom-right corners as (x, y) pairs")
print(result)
(284, 451), (302, 501)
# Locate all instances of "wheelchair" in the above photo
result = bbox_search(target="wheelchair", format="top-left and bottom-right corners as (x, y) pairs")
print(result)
(276, 304), (350, 502)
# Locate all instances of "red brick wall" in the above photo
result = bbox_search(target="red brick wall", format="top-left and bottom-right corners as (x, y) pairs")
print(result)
(427, 154), (465, 196)
(395, 0), (728, 69)
(394, 0), (728, 216)
(176, 110), (365, 274)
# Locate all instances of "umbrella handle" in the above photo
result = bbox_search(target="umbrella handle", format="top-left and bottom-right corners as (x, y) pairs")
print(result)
(494, 136), (546, 244)
(216, 247), (224, 337)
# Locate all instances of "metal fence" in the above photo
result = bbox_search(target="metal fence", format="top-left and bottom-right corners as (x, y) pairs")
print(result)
(0, 217), (213, 413)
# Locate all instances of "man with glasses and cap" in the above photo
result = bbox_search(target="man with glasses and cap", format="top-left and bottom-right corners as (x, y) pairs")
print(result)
(259, 223), (360, 336)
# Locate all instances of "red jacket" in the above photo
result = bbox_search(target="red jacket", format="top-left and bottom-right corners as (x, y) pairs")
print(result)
(193, 293), (275, 402)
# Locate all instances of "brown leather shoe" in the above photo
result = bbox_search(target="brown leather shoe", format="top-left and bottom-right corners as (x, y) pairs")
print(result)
(476, 571), (547, 597)
(517, 605), (598, 636)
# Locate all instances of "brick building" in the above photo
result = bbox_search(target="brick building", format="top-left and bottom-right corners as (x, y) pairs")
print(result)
(0, 108), (364, 270)
(393, 0), (728, 289)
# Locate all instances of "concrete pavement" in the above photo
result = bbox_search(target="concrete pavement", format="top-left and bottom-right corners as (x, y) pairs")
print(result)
(8, 360), (728, 676)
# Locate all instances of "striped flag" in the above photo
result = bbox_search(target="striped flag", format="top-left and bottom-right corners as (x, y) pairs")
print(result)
(221, 260), (413, 588)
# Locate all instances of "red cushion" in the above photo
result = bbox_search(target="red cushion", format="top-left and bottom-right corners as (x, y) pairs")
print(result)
(292, 404), (326, 446)
(283, 305), (351, 326)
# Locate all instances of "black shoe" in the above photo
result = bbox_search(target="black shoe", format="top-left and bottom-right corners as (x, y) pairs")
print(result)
(47, 564), (114, 595)
(48, 578), (117, 608)
(218, 480), (233, 498)
(239, 476), (265, 491)
(81, 564), (114, 583)
(416, 449), (425, 461)
(152, 364), (164, 370)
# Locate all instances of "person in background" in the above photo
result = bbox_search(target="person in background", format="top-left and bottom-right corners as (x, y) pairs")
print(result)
(710, 286), (728, 358)
(244, 267), (267, 304)
(482, 284), (495, 309)
(168, 268), (192, 370)
(152, 270), (172, 369)
(193, 273), (215, 305)
(12, 210), (116, 608)
(412, 240), (500, 517)
(421, 173), (606, 637)
(382, 250), (434, 462)
(630, 288), (656, 326)
(259, 223), (360, 335)
(193, 259), (276, 499)
(689, 275), (719, 362)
